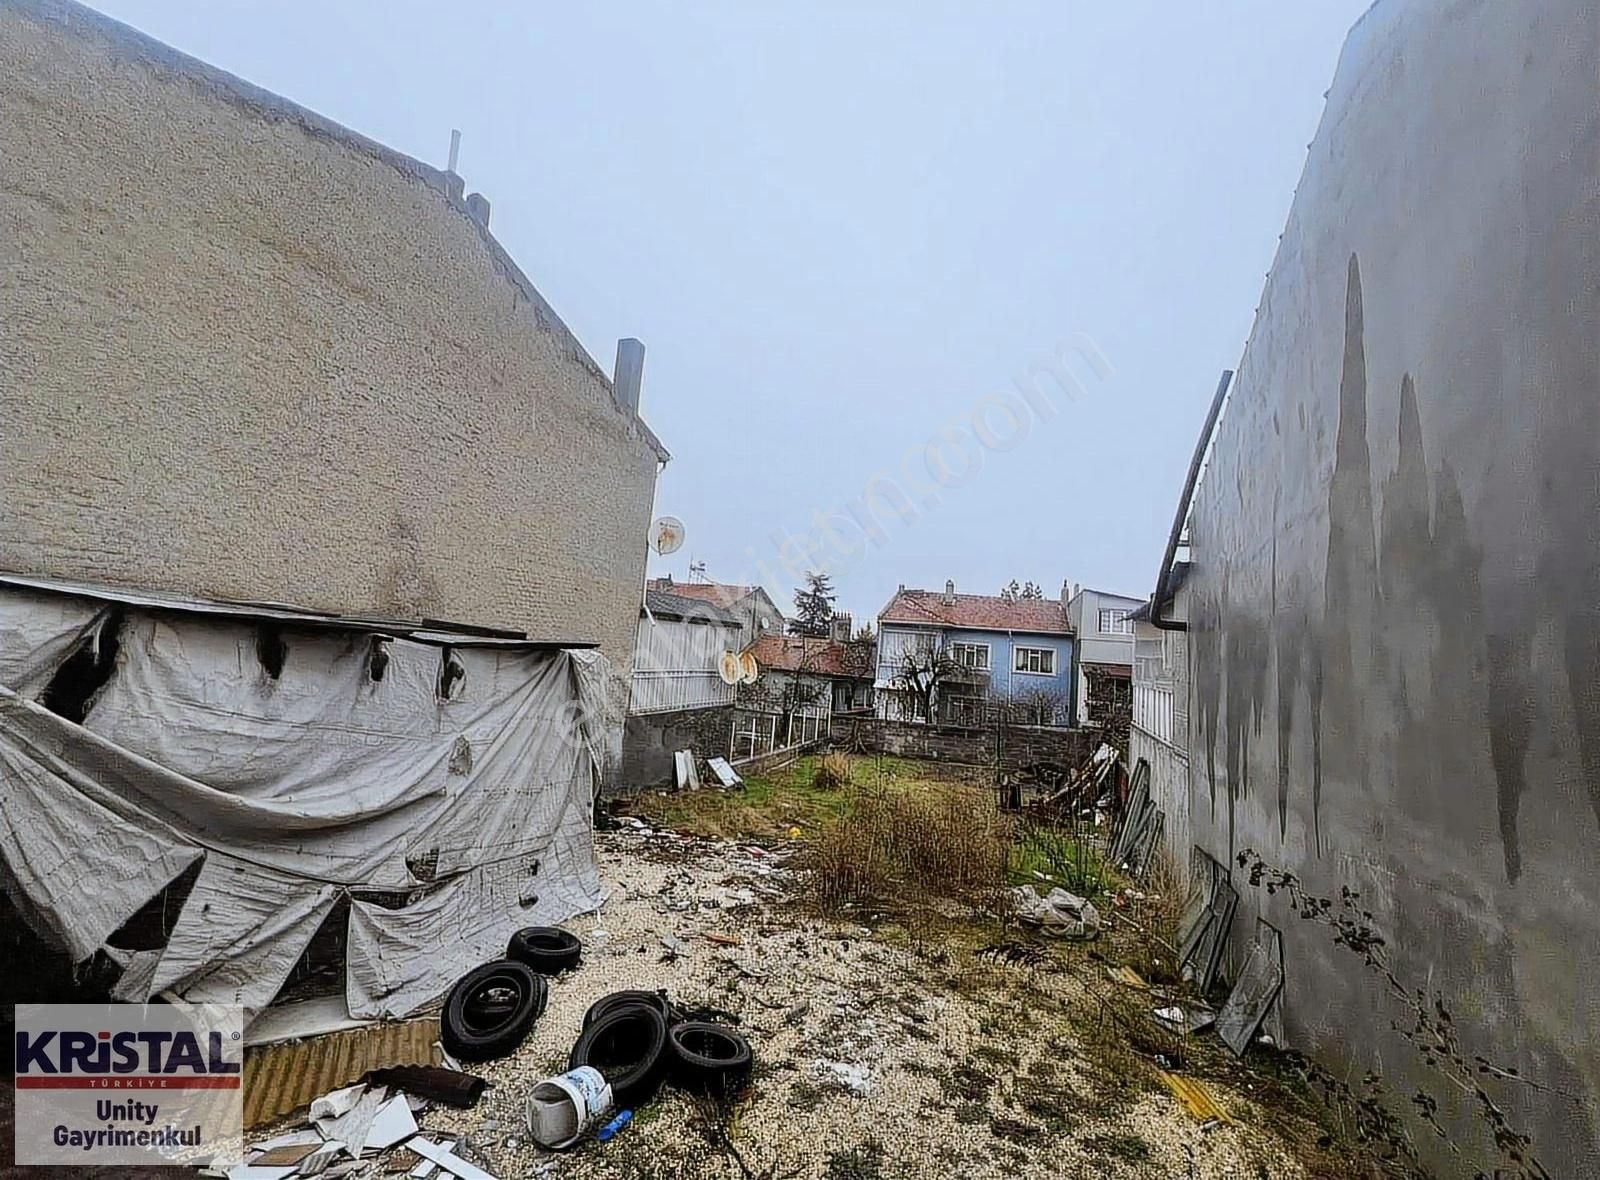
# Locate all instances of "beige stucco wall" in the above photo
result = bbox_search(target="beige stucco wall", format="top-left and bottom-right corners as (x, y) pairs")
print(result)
(0, 1), (664, 766)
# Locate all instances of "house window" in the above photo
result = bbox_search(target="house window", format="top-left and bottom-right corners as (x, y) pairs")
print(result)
(949, 642), (990, 671)
(1013, 646), (1056, 675)
(1099, 609), (1134, 635)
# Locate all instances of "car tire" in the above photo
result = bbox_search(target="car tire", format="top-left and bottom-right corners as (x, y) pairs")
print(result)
(506, 926), (582, 974)
(567, 1003), (669, 1108)
(667, 1022), (753, 1096)
(581, 989), (679, 1029)
(441, 959), (547, 1062)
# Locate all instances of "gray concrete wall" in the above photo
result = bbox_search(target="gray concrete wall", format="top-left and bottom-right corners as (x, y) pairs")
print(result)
(0, 0), (666, 772)
(848, 716), (1095, 773)
(1181, 0), (1600, 1170)
(620, 705), (734, 791)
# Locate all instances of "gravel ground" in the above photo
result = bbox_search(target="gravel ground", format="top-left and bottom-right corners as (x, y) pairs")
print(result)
(401, 823), (1313, 1180)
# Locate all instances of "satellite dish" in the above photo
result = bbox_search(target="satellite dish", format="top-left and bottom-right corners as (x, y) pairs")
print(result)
(652, 517), (685, 555)
(718, 651), (742, 686)
(739, 651), (760, 684)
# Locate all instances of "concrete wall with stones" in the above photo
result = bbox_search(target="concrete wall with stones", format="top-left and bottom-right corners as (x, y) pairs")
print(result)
(1182, 0), (1600, 1170)
(848, 717), (1095, 774)
(0, 0), (665, 771)
(620, 706), (734, 791)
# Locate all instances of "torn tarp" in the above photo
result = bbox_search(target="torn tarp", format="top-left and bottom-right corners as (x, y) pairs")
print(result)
(0, 588), (108, 697)
(0, 586), (606, 1033)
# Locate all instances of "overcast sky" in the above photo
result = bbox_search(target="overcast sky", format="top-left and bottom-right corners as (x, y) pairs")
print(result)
(91, 0), (1371, 625)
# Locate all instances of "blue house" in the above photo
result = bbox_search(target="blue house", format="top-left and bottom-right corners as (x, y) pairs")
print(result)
(874, 580), (1075, 725)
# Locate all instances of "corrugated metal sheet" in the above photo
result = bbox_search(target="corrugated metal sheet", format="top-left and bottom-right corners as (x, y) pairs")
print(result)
(1157, 1070), (1232, 1124)
(630, 615), (737, 714)
(243, 1018), (442, 1128)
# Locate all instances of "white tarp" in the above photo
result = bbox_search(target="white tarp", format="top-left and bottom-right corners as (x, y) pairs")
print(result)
(0, 588), (605, 1029)
(0, 588), (108, 697)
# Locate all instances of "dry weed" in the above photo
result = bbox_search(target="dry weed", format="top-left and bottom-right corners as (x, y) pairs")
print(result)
(813, 751), (852, 791)
(806, 777), (1012, 913)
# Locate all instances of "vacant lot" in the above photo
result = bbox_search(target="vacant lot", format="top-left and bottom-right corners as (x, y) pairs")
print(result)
(423, 754), (1395, 1179)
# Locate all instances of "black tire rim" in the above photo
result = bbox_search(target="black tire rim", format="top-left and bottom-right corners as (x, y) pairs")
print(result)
(461, 972), (527, 1033)
(583, 990), (676, 1028)
(569, 1005), (669, 1103)
(676, 1025), (744, 1063)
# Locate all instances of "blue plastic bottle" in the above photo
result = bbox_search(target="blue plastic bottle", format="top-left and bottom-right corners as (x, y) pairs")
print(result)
(596, 1110), (633, 1143)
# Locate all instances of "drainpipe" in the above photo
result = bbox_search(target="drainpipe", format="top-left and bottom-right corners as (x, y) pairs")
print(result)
(1151, 370), (1233, 632)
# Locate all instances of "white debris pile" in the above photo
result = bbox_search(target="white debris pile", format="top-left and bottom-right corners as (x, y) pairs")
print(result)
(215, 1080), (495, 1180)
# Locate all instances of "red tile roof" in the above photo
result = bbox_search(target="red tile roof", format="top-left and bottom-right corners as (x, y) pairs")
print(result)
(878, 589), (1071, 636)
(648, 579), (760, 610)
(744, 634), (873, 679)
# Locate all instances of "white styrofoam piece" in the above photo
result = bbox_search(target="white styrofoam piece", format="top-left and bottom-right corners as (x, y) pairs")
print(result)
(405, 1136), (499, 1180)
(362, 1095), (419, 1152)
(308, 1083), (366, 1122)
(409, 1139), (457, 1178)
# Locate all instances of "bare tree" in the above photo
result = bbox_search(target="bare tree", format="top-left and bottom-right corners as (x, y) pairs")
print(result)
(889, 643), (960, 722)
(739, 636), (830, 732)
(990, 681), (1070, 726)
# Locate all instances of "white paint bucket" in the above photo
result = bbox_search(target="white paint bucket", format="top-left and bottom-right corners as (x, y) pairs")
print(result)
(526, 1066), (614, 1150)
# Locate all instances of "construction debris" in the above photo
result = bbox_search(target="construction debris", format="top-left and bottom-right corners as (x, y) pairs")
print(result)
(673, 749), (701, 790)
(1032, 742), (1122, 811)
(1109, 758), (1165, 879)
(247, 1143), (321, 1167)
(244, 1018), (443, 1128)
(366, 1067), (488, 1109)
(1013, 884), (1101, 939)
(1153, 1004), (1218, 1035)
(1157, 1070), (1232, 1125)
(1108, 965), (1148, 991)
(1216, 937), (1285, 1056)
(1179, 874), (1239, 997)
(405, 1137), (499, 1180)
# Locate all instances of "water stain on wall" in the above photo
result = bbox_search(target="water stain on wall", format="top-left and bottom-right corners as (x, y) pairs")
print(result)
(1197, 254), (1506, 867)
(1319, 255), (1380, 816)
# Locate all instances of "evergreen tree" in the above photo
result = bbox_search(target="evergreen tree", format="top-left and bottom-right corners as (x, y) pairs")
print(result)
(789, 571), (836, 637)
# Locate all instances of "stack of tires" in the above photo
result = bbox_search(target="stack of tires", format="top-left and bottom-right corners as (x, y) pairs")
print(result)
(440, 927), (584, 1062)
(435, 927), (754, 1115)
(569, 990), (753, 1107)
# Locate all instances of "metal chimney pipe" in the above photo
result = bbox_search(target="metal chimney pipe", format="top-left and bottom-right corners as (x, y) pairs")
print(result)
(614, 338), (645, 415)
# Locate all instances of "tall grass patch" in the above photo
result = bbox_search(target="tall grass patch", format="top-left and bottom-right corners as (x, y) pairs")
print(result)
(806, 777), (1012, 913)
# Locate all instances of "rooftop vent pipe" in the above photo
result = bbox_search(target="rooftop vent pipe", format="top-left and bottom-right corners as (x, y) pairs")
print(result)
(613, 338), (645, 415)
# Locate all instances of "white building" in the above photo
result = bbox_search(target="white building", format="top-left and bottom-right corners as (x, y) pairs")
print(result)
(621, 587), (744, 786)
(1064, 585), (1143, 726)
(1128, 566), (1191, 876)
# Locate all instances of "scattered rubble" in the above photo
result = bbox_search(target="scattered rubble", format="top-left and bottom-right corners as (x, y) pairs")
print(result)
(233, 820), (1324, 1178)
